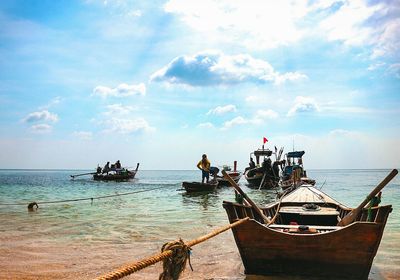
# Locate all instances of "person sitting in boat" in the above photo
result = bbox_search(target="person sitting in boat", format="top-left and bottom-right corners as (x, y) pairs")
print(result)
(115, 160), (121, 169)
(197, 154), (211, 184)
(249, 157), (256, 169)
(102, 162), (110, 174)
(245, 157), (256, 172)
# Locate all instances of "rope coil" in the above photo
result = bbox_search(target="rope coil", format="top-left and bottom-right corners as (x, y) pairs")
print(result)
(159, 238), (192, 280)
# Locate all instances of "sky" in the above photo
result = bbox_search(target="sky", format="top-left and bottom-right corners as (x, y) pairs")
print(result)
(0, 0), (399, 170)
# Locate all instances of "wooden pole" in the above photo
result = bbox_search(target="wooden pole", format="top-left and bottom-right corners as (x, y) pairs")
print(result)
(70, 172), (96, 178)
(338, 169), (398, 226)
(222, 170), (271, 224)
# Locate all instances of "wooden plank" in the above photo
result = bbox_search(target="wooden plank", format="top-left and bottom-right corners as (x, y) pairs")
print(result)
(279, 206), (339, 216)
(268, 224), (341, 231)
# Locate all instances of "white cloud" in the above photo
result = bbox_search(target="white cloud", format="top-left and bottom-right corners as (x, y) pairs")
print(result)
(104, 104), (135, 116)
(323, 106), (372, 114)
(222, 116), (248, 130)
(198, 122), (214, 128)
(151, 51), (307, 87)
(30, 124), (52, 133)
(255, 109), (279, 119)
(319, 0), (382, 46)
(287, 96), (320, 117)
(164, 0), (399, 68)
(92, 83), (146, 98)
(388, 63), (400, 78)
(318, 0), (399, 61)
(23, 110), (59, 123)
(72, 131), (93, 141)
(40, 96), (63, 110)
(207, 104), (237, 115)
(274, 72), (308, 85)
(245, 95), (261, 103)
(164, 0), (308, 49)
(101, 117), (155, 134)
(367, 62), (386, 71)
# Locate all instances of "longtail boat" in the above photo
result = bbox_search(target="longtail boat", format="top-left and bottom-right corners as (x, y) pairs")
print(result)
(182, 181), (218, 193)
(93, 163), (139, 181)
(280, 150), (315, 189)
(223, 169), (397, 279)
(244, 147), (281, 189)
(216, 161), (242, 186)
(216, 171), (241, 186)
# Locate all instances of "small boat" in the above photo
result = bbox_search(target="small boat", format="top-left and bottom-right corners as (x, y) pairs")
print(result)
(93, 163), (139, 181)
(244, 147), (280, 189)
(182, 181), (218, 193)
(223, 170), (397, 279)
(216, 161), (242, 186)
(280, 150), (315, 190)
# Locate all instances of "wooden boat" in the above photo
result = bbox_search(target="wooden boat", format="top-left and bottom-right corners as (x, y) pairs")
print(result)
(280, 150), (315, 190)
(244, 148), (280, 189)
(217, 171), (241, 186)
(223, 180), (394, 279)
(93, 163), (139, 181)
(182, 181), (218, 193)
(216, 161), (242, 186)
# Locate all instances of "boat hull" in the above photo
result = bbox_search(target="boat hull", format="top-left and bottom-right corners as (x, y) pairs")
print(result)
(223, 201), (392, 279)
(244, 170), (278, 189)
(217, 172), (242, 186)
(93, 171), (136, 181)
(182, 181), (218, 193)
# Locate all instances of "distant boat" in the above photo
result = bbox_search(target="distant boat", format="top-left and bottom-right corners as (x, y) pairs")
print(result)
(244, 147), (280, 189)
(223, 179), (394, 279)
(93, 163), (140, 181)
(182, 181), (218, 193)
(280, 151), (315, 190)
(216, 161), (242, 186)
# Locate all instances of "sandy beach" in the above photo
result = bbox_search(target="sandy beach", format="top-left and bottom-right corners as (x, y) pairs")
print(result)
(1, 225), (399, 280)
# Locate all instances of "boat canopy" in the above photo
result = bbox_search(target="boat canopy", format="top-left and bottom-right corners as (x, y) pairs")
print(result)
(287, 151), (305, 158)
(253, 149), (272, 157)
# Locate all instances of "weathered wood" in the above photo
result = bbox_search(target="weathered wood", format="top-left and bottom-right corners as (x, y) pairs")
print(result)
(222, 170), (271, 224)
(222, 183), (394, 279)
(182, 181), (218, 193)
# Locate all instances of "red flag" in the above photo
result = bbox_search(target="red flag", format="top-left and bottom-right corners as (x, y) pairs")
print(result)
(263, 137), (268, 144)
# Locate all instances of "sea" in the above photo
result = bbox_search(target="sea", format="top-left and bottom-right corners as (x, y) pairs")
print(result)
(0, 169), (399, 280)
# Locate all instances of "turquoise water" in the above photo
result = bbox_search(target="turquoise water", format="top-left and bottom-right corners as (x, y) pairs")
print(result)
(0, 169), (399, 279)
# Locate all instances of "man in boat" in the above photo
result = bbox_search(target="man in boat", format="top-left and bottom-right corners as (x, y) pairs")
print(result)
(197, 154), (211, 184)
(102, 162), (110, 174)
(209, 166), (219, 182)
(244, 157), (256, 173)
(115, 160), (121, 169)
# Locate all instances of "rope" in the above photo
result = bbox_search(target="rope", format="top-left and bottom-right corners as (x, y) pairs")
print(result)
(159, 239), (192, 280)
(0, 186), (167, 208)
(95, 217), (250, 280)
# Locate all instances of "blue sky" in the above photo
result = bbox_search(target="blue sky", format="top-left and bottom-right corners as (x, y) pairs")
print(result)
(0, 0), (399, 169)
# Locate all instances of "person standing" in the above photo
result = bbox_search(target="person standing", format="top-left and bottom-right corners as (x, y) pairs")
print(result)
(197, 154), (211, 183)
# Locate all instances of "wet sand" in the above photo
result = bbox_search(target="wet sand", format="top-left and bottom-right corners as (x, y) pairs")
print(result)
(0, 230), (244, 280)
(1, 230), (399, 280)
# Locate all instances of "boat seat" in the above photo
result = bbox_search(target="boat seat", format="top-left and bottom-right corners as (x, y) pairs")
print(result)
(268, 224), (342, 231)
